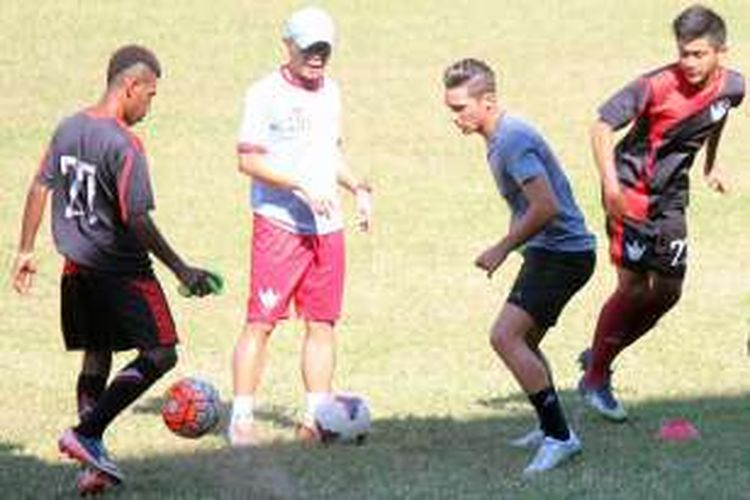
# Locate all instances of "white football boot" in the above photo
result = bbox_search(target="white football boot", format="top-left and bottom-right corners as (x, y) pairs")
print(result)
(523, 431), (582, 476)
(508, 428), (544, 449)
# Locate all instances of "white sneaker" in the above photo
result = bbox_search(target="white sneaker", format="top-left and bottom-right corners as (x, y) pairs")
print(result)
(579, 379), (628, 422)
(523, 432), (582, 475)
(577, 350), (628, 422)
(508, 428), (544, 449)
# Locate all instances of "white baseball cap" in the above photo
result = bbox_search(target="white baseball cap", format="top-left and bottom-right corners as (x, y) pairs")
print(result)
(283, 7), (335, 50)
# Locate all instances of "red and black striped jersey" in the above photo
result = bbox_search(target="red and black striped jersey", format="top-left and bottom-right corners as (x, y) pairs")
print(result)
(598, 64), (744, 217)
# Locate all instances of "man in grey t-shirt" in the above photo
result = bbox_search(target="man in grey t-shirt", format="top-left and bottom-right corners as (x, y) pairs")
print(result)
(444, 58), (595, 475)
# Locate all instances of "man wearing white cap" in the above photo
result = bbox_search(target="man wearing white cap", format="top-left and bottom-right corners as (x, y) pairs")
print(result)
(229, 6), (372, 446)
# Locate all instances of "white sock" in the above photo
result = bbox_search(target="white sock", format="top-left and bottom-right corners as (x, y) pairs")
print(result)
(304, 392), (332, 424)
(231, 395), (255, 424)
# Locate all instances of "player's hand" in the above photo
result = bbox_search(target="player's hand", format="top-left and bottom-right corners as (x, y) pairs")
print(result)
(474, 242), (510, 279)
(309, 197), (336, 219)
(296, 187), (335, 219)
(178, 267), (222, 297)
(355, 184), (373, 232)
(602, 184), (627, 220)
(12, 252), (36, 294)
(705, 167), (728, 194)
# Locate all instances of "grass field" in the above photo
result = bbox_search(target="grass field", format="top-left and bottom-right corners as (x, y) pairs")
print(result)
(2, 1), (750, 498)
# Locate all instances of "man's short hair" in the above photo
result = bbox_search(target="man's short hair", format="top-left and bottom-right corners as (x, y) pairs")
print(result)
(107, 45), (162, 85)
(673, 4), (726, 47)
(443, 58), (496, 97)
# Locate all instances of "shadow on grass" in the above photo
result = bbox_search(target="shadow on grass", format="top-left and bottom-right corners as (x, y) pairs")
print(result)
(132, 397), (299, 438)
(3, 391), (750, 499)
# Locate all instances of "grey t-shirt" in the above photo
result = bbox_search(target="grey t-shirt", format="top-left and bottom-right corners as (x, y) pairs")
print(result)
(38, 111), (154, 273)
(486, 114), (595, 253)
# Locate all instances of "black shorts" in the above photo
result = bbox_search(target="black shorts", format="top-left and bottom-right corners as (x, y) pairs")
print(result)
(608, 210), (687, 278)
(61, 260), (178, 351)
(507, 248), (596, 329)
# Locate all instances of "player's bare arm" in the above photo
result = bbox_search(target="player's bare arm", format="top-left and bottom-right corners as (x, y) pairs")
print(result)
(703, 119), (728, 193)
(590, 120), (627, 219)
(238, 152), (302, 191)
(334, 161), (359, 194)
(475, 175), (559, 278)
(128, 213), (214, 296)
(335, 159), (372, 232)
(12, 178), (50, 294)
(238, 151), (334, 217)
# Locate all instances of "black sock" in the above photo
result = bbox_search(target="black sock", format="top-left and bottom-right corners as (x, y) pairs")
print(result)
(76, 374), (108, 421)
(528, 387), (570, 441)
(75, 356), (165, 439)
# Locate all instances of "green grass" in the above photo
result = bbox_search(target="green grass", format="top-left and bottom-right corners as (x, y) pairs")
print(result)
(2, 1), (750, 498)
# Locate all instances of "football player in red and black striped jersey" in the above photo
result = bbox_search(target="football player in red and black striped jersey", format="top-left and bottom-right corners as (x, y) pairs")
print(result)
(579, 5), (744, 421)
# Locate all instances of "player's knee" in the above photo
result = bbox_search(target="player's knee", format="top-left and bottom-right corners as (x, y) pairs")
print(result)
(653, 279), (683, 310)
(661, 286), (682, 310)
(245, 322), (274, 341)
(159, 347), (178, 373)
(489, 327), (512, 355)
(161, 348), (178, 373)
(305, 322), (335, 342)
(144, 346), (178, 375)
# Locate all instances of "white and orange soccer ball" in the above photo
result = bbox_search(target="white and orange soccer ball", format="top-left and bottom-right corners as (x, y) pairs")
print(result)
(161, 377), (221, 438)
(313, 393), (371, 444)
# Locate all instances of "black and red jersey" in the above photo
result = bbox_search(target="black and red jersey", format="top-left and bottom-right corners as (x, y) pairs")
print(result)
(38, 110), (155, 273)
(598, 64), (744, 218)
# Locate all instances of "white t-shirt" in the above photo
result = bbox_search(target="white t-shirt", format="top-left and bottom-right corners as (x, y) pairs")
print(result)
(238, 66), (343, 234)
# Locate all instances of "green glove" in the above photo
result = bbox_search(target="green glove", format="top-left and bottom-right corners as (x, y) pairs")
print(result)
(178, 270), (224, 297)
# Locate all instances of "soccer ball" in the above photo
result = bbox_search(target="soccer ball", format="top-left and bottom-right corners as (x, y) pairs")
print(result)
(314, 393), (371, 444)
(161, 377), (221, 438)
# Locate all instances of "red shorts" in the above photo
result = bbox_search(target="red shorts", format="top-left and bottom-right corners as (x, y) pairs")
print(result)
(247, 215), (345, 324)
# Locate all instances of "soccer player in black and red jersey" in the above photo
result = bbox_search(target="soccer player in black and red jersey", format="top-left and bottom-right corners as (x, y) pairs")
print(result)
(11, 45), (216, 491)
(579, 5), (745, 421)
